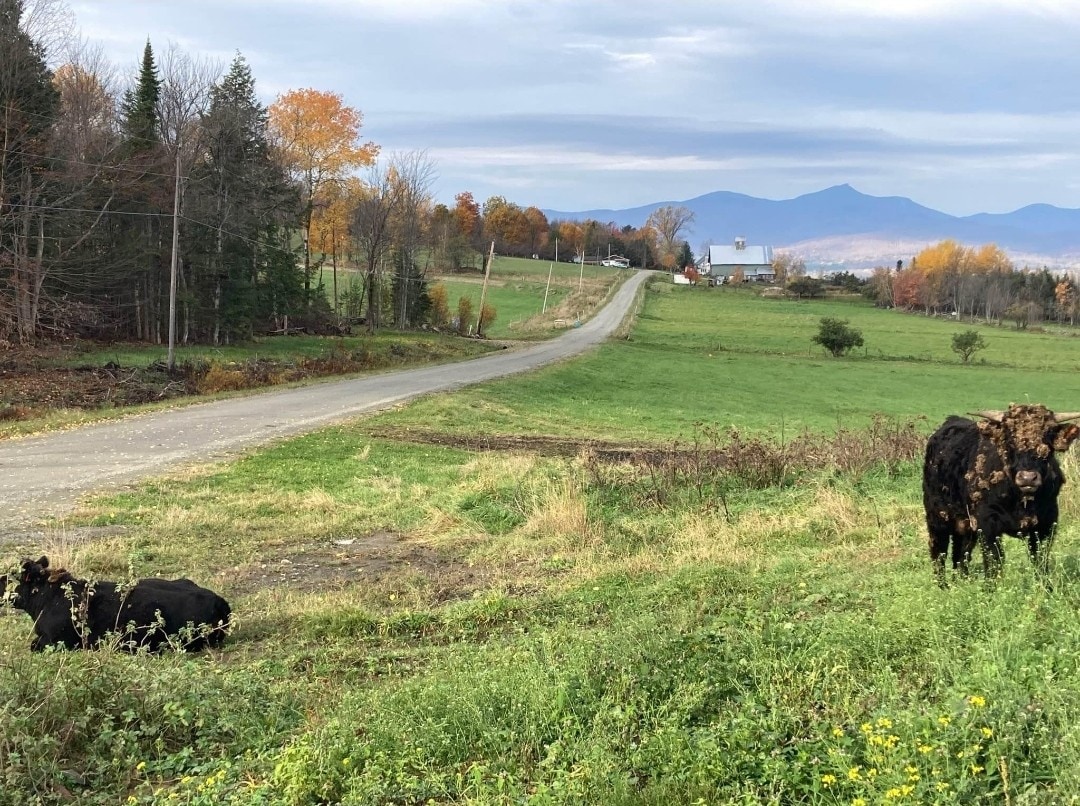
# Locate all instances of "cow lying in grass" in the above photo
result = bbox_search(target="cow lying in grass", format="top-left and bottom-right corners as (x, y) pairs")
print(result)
(923, 403), (1080, 585)
(0, 556), (231, 652)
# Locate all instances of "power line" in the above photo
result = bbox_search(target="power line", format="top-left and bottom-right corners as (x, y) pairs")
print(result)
(3, 200), (298, 257)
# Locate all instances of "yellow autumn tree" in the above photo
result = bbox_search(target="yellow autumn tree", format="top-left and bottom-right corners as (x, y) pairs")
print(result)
(310, 176), (365, 314)
(268, 89), (379, 299)
(911, 239), (970, 312)
(968, 243), (1013, 274)
(557, 221), (584, 262)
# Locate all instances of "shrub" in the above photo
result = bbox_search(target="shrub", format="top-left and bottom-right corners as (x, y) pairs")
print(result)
(195, 362), (248, 393)
(457, 297), (474, 336)
(812, 317), (864, 357)
(788, 276), (825, 298)
(951, 330), (987, 363)
(477, 303), (497, 336)
(428, 283), (450, 328)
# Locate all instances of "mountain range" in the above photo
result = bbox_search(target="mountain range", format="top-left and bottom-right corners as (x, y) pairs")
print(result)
(543, 184), (1080, 270)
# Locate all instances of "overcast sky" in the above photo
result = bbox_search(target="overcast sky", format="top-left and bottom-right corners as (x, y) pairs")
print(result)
(65, 0), (1080, 217)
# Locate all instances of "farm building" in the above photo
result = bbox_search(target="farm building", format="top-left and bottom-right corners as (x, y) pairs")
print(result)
(699, 237), (775, 282)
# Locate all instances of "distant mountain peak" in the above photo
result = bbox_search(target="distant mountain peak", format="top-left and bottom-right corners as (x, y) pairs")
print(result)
(541, 185), (1080, 268)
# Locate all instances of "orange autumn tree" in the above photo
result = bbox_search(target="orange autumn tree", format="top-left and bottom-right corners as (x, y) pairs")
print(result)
(452, 191), (482, 267)
(268, 88), (379, 301)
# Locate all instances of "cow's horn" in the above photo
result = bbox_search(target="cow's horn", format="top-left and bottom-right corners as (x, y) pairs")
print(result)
(969, 410), (1004, 422)
(1053, 412), (1080, 423)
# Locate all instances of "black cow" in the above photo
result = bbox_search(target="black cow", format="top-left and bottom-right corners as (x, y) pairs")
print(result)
(923, 403), (1080, 585)
(0, 556), (231, 652)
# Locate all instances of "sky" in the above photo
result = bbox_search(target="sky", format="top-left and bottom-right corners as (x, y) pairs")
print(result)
(60, 0), (1080, 217)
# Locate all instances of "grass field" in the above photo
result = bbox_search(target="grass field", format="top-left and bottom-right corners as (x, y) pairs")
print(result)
(4, 280), (1080, 803)
(374, 282), (1080, 438)
(317, 255), (624, 339)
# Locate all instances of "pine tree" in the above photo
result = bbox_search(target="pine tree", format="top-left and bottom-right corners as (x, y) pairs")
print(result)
(186, 53), (300, 342)
(120, 39), (161, 153)
(0, 0), (60, 341)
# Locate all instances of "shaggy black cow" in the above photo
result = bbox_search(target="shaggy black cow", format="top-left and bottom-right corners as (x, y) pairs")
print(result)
(923, 403), (1080, 585)
(0, 556), (231, 652)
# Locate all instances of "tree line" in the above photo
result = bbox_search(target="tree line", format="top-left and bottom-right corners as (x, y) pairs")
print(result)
(0, 0), (699, 348)
(865, 240), (1079, 327)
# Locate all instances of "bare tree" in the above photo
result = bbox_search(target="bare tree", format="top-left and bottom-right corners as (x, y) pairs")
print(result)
(157, 43), (219, 363)
(645, 204), (695, 268)
(352, 160), (402, 333)
(388, 150), (435, 328)
(20, 0), (72, 62)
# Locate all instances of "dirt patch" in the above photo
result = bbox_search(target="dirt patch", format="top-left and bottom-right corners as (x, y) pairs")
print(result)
(0, 349), (192, 417)
(229, 530), (480, 600)
(366, 425), (645, 459)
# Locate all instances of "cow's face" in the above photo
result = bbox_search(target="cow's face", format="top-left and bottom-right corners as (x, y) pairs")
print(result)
(981, 405), (1080, 495)
(10, 556), (51, 610)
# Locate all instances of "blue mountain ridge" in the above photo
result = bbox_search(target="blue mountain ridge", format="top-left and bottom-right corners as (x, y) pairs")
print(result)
(542, 184), (1080, 260)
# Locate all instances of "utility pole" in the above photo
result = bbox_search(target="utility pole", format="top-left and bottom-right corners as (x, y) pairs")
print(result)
(543, 262), (554, 313)
(167, 145), (182, 371)
(475, 240), (494, 335)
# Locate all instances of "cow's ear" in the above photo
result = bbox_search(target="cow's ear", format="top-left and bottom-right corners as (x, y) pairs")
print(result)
(37, 556), (48, 568)
(1053, 423), (1080, 452)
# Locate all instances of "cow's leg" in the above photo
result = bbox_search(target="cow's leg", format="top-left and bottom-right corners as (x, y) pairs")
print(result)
(952, 533), (977, 578)
(980, 533), (1004, 582)
(928, 526), (952, 587)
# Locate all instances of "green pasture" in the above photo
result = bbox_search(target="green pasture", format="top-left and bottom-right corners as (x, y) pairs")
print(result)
(7, 278), (1080, 802)
(431, 277), (570, 338)
(376, 281), (1080, 438)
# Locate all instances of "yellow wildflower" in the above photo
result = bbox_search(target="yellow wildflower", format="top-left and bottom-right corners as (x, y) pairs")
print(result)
(848, 766), (862, 780)
(968, 695), (987, 708)
(936, 781), (950, 792)
(860, 722), (873, 734)
(833, 726), (845, 737)
(971, 764), (984, 775)
(885, 788), (903, 799)
(981, 726), (993, 739)
(918, 743), (934, 754)
(877, 717), (893, 729)
(822, 774), (837, 787)
(853, 800), (867, 806)
(867, 768), (878, 779)
(937, 715), (951, 727)
(136, 761), (147, 772)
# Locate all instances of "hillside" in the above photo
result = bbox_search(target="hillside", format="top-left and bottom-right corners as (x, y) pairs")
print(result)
(545, 184), (1080, 269)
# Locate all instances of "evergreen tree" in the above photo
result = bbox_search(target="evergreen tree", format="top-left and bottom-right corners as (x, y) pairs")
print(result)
(186, 53), (300, 342)
(0, 0), (60, 341)
(120, 39), (161, 153)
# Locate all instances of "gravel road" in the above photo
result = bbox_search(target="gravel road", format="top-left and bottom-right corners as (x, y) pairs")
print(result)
(0, 270), (652, 536)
